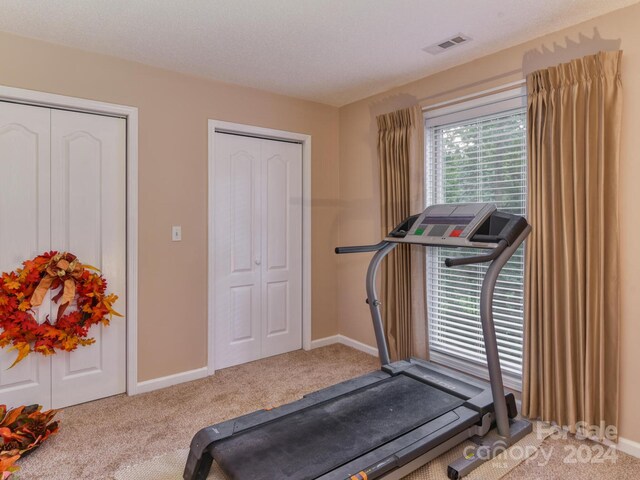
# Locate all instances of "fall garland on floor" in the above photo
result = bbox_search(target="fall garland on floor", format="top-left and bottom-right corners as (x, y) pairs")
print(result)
(0, 251), (122, 367)
(0, 404), (59, 479)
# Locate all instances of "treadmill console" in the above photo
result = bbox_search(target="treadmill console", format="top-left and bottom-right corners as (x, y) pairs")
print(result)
(392, 203), (497, 247)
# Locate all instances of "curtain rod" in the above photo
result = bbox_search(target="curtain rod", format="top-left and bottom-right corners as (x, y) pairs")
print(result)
(421, 79), (526, 113)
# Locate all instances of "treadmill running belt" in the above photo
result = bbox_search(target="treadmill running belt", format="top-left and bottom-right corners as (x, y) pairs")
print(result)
(211, 375), (464, 480)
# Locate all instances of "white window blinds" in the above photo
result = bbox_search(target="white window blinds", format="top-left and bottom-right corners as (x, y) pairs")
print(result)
(424, 87), (527, 389)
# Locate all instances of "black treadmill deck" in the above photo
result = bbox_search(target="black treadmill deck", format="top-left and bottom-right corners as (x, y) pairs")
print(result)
(212, 375), (464, 480)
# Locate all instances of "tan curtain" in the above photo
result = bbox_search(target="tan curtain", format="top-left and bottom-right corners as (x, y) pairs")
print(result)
(377, 108), (413, 360)
(408, 105), (428, 359)
(523, 51), (623, 439)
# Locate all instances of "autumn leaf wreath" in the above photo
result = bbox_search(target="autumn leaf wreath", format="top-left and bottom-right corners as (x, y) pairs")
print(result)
(0, 251), (122, 367)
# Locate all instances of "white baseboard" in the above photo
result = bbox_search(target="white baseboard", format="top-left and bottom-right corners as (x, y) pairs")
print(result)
(338, 335), (379, 357)
(310, 334), (378, 357)
(133, 366), (208, 395)
(617, 436), (640, 459)
(309, 335), (340, 349)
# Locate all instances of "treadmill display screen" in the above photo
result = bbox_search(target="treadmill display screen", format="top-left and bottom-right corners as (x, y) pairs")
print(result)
(414, 215), (474, 236)
(401, 203), (497, 247)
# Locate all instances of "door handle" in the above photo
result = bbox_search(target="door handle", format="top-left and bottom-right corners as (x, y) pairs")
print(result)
(255, 259), (261, 265)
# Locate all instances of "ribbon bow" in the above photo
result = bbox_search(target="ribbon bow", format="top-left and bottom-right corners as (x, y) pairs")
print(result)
(30, 252), (87, 321)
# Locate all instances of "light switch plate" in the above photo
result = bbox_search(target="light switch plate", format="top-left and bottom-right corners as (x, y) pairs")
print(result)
(172, 226), (182, 241)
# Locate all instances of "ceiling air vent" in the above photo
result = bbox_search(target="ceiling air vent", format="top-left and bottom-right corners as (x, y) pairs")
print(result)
(423, 33), (472, 55)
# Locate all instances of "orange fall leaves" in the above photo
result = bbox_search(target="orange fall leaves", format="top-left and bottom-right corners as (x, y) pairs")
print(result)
(0, 404), (60, 477)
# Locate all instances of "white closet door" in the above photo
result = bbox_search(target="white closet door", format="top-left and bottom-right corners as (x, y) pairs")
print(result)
(0, 102), (52, 408)
(260, 140), (302, 357)
(50, 110), (126, 408)
(214, 134), (263, 369)
(213, 133), (302, 370)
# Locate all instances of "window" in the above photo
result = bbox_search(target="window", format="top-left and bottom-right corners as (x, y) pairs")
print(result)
(424, 87), (527, 390)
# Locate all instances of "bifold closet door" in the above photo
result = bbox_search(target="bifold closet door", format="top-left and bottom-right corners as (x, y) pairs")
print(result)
(0, 103), (126, 409)
(213, 133), (302, 370)
(0, 102), (52, 408)
(49, 110), (126, 409)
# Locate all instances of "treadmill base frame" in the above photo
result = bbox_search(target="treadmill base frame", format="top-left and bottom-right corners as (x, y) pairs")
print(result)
(447, 418), (533, 480)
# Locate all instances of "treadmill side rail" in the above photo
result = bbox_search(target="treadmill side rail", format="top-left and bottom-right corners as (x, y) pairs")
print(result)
(184, 428), (218, 480)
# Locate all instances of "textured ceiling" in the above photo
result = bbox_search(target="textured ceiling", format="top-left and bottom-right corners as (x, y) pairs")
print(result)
(0, 0), (637, 106)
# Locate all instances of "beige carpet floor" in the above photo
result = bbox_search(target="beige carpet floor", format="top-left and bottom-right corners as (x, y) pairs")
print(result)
(16, 344), (640, 479)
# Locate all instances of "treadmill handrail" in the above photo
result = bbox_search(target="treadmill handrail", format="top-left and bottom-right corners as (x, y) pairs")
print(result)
(444, 240), (508, 267)
(335, 241), (390, 254)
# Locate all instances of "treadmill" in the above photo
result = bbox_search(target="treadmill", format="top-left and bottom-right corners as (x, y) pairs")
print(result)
(184, 203), (533, 480)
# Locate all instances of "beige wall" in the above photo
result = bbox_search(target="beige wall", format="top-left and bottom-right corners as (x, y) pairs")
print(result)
(0, 31), (341, 381)
(337, 3), (640, 442)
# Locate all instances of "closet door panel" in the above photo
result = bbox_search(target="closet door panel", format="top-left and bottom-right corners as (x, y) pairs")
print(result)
(0, 102), (52, 408)
(50, 109), (126, 408)
(213, 133), (263, 369)
(260, 140), (302, 357)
